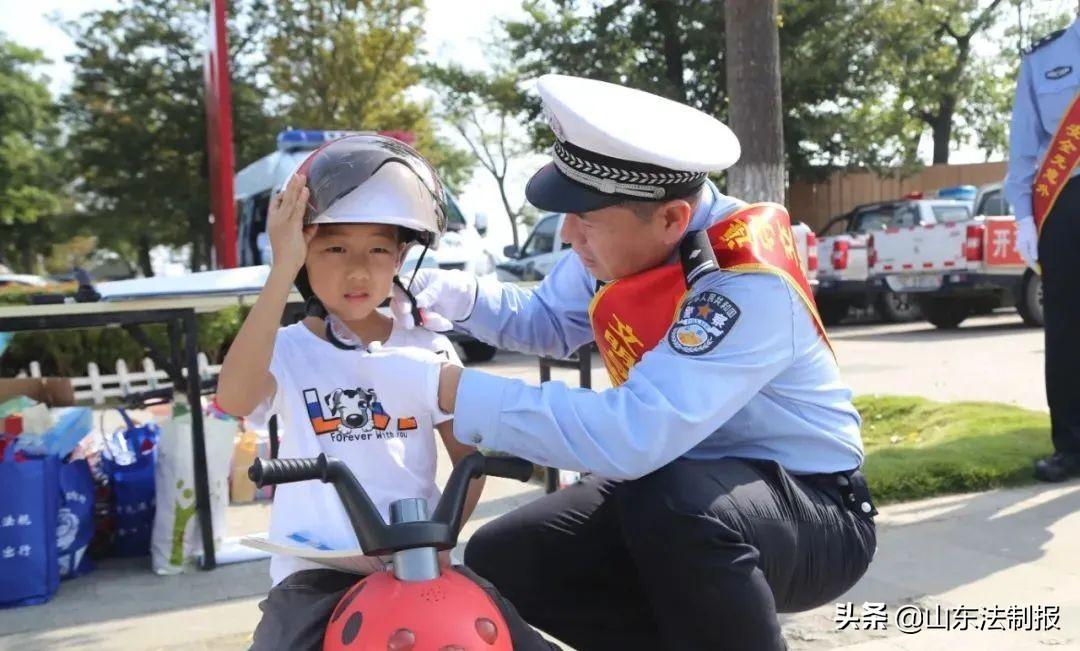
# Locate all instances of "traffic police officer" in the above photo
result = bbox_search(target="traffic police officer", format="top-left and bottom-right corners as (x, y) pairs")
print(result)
(394, 75), (877, 650)
(1004, 14), (1080, 483)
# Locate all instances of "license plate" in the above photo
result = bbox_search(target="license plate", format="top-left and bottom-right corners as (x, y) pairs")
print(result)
(885, 274), (943, 292)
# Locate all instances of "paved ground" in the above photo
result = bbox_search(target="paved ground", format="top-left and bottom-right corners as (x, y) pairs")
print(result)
(829, 312), (1047, 413)
(0, 311), (1063, 650)
(5, 477), (1076, 650)
(781, 480), (1080, 650)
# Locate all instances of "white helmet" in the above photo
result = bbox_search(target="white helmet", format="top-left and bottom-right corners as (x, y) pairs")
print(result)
(298, 134), (447, 248)
(289, 134), (448, 310)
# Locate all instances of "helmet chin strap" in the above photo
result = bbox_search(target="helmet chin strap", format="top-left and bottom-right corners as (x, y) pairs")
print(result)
(304, 295), (328, 319)
(408, 243), (430, 289)
(394, 240), (432, 328)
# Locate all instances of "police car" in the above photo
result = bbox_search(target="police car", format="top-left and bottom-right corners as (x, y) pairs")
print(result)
(234, 129), (501, 362)
(867, 183), (1043, 329)
(813, 200), (966, 325)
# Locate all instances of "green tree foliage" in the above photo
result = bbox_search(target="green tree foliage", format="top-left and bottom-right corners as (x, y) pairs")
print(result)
(499, 0), (1073, 178)
(866, 0), (1010, 165)
(61, 0), (279, 275)
(264, 0), (472, 189)
(500, 0), (895, 179)
(0, 36), (66, 271)
(425, 62), (536, 246)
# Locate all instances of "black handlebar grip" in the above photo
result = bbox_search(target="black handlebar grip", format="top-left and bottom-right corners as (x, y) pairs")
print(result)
(249, 457), (324, 488)
(482, 456), (535, 483)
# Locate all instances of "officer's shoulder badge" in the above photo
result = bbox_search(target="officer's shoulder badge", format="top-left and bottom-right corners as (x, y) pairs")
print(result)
(667, 291), (741, 356)
(1026, 28), (1066, 55)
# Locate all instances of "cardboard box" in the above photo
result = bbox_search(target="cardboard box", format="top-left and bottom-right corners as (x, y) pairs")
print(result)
(0, 378), (75, 407)
(229, 429), (259, 504)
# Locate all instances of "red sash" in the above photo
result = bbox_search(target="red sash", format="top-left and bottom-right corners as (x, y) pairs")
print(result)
(1033, 89), (1080, 234)
(588, 203), (830, 387)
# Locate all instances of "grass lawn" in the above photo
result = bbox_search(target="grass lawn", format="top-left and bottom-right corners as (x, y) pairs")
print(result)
(857, 395), (1052, 505)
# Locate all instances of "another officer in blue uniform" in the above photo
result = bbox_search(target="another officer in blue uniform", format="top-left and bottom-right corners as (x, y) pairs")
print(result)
(395, 75), (876, 650)
(1004, 14), (1080, 483)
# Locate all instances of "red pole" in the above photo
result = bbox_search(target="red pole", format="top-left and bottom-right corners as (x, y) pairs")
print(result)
(204, 0), (237, 269)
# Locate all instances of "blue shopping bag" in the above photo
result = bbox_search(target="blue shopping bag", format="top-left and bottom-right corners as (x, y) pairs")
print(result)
(0, 444), (60, 608)
(102, 410), (157, 557)
(57, 459), (95, 579)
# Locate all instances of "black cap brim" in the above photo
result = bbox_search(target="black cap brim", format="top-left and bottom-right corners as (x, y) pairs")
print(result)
(524, 162), (625, 214)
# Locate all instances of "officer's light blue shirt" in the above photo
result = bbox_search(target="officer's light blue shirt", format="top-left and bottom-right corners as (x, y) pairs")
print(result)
(452, 181), (864, 480)
(1005, 18), (1080, 222)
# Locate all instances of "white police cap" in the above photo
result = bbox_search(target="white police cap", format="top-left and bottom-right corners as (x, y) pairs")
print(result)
(526, 74), (740, 213)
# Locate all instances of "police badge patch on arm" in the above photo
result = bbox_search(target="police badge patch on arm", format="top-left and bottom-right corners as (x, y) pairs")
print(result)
(667, 291), (741, 356)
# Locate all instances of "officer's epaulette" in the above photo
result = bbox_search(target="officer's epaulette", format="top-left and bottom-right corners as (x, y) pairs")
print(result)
(1026, 28), (1066, 55)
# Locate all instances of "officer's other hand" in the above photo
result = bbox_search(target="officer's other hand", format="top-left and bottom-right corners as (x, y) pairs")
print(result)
(390, 268), (478, 331)
(267, 173), (314, 274)
(1015, 217), (1039, 269)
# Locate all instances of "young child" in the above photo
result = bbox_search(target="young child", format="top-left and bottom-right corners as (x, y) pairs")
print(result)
(216, 134), (485, 650)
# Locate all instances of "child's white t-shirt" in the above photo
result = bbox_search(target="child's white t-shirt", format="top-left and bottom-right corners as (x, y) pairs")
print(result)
(248, 319), (461, 585)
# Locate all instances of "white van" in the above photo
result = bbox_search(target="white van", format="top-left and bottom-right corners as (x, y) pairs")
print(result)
(234, 129), (500, 361)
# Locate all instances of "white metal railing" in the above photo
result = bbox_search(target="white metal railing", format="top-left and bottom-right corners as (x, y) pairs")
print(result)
(17, 355), (220, 405)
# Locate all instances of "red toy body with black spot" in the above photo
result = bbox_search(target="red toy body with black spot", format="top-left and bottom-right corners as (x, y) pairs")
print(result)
(325, 569), (511, 650)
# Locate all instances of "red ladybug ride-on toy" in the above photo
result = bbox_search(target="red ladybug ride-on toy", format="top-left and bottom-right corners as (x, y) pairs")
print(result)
(248, 452), (535, 651)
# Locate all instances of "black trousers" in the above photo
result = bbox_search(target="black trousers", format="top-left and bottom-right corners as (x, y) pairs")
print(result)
(1040, 175), (1080, 455)
(465, 457), (877, 651)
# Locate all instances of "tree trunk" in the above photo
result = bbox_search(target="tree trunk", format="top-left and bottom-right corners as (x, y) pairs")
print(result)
(496, 177), (520, 249)
(930, 38), (967, 165)
(931, 32), (970, 165)
(19, 249), (34, 275)
(188, 212), (210, 272)
(724, 0), (785, 204)
(649, 0), (687, 102)
(931, 112), (954, 165)
(137, 235), (155, 277)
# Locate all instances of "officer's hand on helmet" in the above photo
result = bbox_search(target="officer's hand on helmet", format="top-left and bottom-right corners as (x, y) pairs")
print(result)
(267, 173), (315, 274)
(358, 342), (453, 420)
(389, 268), (478, 332)
(1015, 217), (1039, 269)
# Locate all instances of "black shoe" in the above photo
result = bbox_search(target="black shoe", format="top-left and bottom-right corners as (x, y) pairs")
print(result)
(1034, 453), (1080, 483)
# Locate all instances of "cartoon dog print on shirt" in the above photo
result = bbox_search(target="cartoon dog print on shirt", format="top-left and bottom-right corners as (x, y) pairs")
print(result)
(325, 388), (379, 433)
(303, 387), (417, 440)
